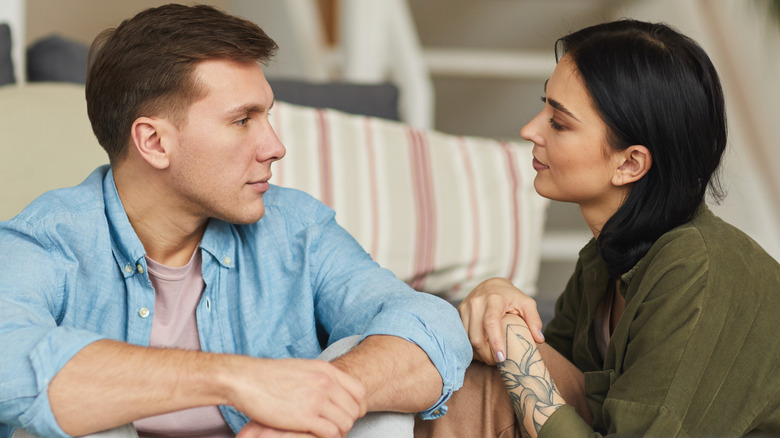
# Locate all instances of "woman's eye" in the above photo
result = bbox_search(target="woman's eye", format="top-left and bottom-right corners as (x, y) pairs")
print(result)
(548, 117), (565, 131)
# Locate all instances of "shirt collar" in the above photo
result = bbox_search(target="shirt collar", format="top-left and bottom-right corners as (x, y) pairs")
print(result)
(201, 218), (237, 269)
(619, 203), (712, 287)
(103, 167), (148, 278)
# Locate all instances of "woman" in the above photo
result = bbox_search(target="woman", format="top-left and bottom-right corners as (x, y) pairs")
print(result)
(418, 19), (780, 438)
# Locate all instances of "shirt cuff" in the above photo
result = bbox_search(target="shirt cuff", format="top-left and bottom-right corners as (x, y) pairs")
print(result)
(22, 328), (108, 437)
(538, 404), (594, 438)
(416, 392), (450, 420)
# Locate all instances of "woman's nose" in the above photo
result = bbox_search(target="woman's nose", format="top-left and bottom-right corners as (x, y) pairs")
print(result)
(520, 110), (546, 145)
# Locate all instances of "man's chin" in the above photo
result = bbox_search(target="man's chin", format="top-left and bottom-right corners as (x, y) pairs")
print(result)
(217, 206), (265, 225)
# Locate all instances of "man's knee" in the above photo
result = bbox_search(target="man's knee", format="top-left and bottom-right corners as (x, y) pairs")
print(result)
(12, 424), (138, 438)
(319, 335), (414, 438)
(318, 335), (362, 361)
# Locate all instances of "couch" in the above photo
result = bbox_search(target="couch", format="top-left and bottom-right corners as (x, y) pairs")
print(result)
(0, 28), (549, 305)
(0, 81), (548, 306)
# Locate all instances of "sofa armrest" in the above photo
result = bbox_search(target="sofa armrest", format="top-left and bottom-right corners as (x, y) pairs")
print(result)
(0, 83), (107, 221)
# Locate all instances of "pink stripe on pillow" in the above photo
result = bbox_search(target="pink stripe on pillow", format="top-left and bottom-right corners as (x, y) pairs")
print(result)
(408, 128), (425, 289)
(316, 109), (333, 207)
(501, 142), (521, 281)
(450, 136), (480, 294)
(408, 128), (437, 290)
(364, 117), (380, 259)
(420, 131), (437, 289)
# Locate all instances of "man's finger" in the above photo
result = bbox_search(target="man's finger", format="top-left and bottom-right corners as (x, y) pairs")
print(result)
(325, 366), (367, 417)
(314, 397), (357, 437)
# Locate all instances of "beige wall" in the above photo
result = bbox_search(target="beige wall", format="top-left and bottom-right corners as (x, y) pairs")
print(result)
(25, 0), (229, 45)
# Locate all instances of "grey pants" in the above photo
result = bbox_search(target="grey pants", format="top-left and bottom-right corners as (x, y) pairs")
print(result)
(13, 336), (413, 438)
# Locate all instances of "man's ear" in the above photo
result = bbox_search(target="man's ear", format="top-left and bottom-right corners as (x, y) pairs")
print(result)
(612, 145), (652, 187)
(130, 117), (171, 170)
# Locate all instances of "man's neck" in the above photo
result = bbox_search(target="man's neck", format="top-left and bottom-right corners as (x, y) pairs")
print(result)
(113, 166), (207, 267)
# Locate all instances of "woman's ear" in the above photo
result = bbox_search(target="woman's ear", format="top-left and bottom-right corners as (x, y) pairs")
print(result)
(612, 145), (652, 187)
(130, 117), (171, 170)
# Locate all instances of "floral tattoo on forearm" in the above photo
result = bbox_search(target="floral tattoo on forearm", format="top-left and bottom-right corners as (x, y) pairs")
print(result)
(497, 323), (565, 438)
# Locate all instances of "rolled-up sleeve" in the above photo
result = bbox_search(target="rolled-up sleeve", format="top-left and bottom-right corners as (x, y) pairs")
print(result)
(305, 204), (472, 419)
(0, 219), (109, 437)
(359, 293), (471, 419)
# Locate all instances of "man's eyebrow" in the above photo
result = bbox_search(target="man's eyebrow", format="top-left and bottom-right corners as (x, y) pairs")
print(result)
(542, 79), (580, 122)
(225, 100), (274, 117)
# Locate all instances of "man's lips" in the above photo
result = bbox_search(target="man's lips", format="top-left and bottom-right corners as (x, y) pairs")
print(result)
(247, 176), (271, 192)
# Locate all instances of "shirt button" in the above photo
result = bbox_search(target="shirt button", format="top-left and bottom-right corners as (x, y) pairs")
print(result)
(124, 264), (133, 273)
(432, 409), (442, 416)
(223, 257), (231, 265)
(137, 264), (144, 274)
(139, 307), (150, 318)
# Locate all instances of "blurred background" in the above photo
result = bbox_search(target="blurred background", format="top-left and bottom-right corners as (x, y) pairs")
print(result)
(3, 0), (778, 301)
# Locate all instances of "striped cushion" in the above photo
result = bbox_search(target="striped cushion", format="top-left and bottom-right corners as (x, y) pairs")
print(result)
(270, 101), (548, 302)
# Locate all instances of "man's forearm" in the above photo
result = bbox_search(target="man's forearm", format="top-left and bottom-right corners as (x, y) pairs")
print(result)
(49, 339), (366, 437)
(48, 339), (231, 436)
(330, 335), (442, 413)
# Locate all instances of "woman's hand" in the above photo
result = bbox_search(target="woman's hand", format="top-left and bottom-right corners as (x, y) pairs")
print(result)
(458, 277), (545, 365)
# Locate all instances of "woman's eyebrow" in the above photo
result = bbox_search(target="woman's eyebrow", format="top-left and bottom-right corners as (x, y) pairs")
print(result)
(547, 98), (580, 122)
(542, 79), (581, 122)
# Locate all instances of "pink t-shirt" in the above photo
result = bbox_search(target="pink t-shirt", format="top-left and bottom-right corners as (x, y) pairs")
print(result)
(133, 249), (234, 438)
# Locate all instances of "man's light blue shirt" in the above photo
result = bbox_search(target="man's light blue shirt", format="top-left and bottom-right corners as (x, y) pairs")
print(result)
(0, 166), (471, 437)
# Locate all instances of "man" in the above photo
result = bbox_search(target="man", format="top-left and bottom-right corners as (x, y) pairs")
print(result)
(0, 5), (470, 437)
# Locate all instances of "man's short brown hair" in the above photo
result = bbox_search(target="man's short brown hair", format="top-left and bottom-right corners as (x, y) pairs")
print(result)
(86, 4), (278, 164)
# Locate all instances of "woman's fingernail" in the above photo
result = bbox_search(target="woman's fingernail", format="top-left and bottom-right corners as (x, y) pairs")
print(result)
(538, 330), (545, 341)
(496, 351), (505, 362)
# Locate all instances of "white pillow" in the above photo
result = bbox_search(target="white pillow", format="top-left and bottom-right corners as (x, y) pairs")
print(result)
(270, 101), (548, 302)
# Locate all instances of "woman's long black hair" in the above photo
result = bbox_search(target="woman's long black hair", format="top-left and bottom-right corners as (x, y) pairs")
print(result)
(556, 20), (728, 278)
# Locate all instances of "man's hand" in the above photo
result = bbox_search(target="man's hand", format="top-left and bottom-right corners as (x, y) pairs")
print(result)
(225, 357), (367, 438)
(458, 277), (545, 365)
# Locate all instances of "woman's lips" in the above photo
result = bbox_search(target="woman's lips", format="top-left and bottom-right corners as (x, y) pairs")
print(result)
(532, 157), (549, 171)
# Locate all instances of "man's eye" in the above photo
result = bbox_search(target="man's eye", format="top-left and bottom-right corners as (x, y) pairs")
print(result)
(236, 117), (250, 126)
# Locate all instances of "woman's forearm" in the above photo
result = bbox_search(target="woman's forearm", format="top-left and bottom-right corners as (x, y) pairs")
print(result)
(497, 315), (566, 438)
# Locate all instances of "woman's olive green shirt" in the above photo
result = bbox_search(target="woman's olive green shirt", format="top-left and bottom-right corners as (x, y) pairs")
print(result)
(539, 206), (780, 437)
